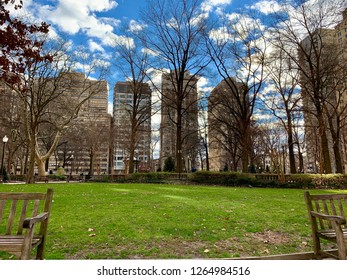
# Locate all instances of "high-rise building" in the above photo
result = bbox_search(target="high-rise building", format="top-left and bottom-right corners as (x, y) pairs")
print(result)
(113, 81), (152, 174)
(335, 8), (347, 173)
(1, 72), (111, 176)
(300, 8), (347, 173)
(336, 9), (347, 48)
(160, 71), (199, 171)
(50, 72), (110, 175)
(208, 78), (245, 171)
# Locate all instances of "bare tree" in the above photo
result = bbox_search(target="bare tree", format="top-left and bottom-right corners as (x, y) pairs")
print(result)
(259, 123), (284, 175)
(269, 0), (347, 173)
(208, 78), (244, 171)
(8, 40), (109, 183)
(262, 47), (302, 174)
(112, 28), (154, 174)
(197, 104), (209, 171)
(206, 11), (269, 172)
(140, 0), (210, 173)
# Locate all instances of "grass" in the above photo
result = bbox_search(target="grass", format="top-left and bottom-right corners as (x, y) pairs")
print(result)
(0, 183), (345, 259)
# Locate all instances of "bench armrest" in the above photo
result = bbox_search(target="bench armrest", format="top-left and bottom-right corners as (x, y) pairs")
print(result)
(310, 211), (346, 225)
(23, 212), (49, 229)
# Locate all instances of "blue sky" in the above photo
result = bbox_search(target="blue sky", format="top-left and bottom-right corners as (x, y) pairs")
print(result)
(20, 0), (340, 120)
(16, 0), (280, 112)
(14, 1), (345, 109)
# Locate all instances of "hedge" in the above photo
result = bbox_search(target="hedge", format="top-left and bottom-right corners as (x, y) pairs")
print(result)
(188, 171), (347, 189)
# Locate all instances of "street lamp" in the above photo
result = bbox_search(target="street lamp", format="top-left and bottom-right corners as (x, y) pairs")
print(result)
(282, 145), (286, 174)
(134, 150), (139, 173)
(1, 135), (9, 180)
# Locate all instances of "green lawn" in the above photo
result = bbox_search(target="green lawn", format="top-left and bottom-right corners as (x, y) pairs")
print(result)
(0, 183), (345, 259)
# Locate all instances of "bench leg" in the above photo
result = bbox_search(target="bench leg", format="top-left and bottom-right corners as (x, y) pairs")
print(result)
(36, 237), (46, 260)
(312, 234), (322, 259)
(335, 226), (347, 260)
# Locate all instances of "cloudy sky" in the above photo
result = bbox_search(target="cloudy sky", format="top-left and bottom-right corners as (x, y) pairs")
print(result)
(11, 0), (345, 120)
(12, 0), (285, 110)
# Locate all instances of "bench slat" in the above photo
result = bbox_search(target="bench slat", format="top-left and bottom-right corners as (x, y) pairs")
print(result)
(330, 199), (337, 215)
(33, 199), (40, 217)
(0, 193), (46, 200)
(0, 236), (42, 253)
(17, 200), (29, 235)
(310, 194), (347, 200)
(318, 229), (347, 239)
(0, 199), (6, 225)
(315, 201), (325, 229)
(6, 200), (18, 235)
(0, 189), (53, 260)
(305, 191), (347, 260)
(338, 199), (345, 220)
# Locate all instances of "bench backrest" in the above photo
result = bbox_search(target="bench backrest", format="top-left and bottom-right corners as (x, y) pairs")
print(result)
(0, 189), (53, 236)
(305, 192), (347, 231)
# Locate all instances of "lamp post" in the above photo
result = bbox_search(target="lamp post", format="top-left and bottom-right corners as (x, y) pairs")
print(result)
(1, 135), (9, 179)
(134, 150), (139, 173)
(282, 145), (286, 175)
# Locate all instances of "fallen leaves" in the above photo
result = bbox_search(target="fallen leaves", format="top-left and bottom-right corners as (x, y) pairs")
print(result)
(88, 228), (96, 237)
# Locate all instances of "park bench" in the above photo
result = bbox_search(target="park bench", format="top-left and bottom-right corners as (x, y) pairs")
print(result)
(0, 188), (53, 259)
(304, 191), (347, 259)
(34, 176), (49, 183)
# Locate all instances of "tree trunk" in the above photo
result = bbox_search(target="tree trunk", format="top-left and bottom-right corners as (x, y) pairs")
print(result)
(26, 139), (36, 184)
(108, 117), (115, 175)
(128, 127), (137, 174)
(89, 147), (94, 175)
(297, 143), (304, 173)
(333, 141), (343, 173)
(240, 123), (250, 173)
(205, 140), (210, 171)
(241, 147), (249, 173)
(37, 158), (46, 176)
(176, 106), (183, 175)
(319, 124), (332, 174)
(327, 115), (343, 173)
(287, 126), (296, 174)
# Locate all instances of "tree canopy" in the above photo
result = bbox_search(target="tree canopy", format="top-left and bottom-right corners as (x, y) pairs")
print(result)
(0, 0), (52, 84)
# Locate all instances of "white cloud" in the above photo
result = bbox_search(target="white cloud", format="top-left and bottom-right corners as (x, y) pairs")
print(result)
(201, 0), (233, 13)
(250, 0), (283, 15)
(37, 0), (118, 44)
(108, 101), (113, 115)
(129, 20), (145, 33)
(209, 26), (231, 43)
(197, 77), (213, 96)
(105, 34), (135, 48)
(88, 40), (105, 53)
(142, 48), (159, 57)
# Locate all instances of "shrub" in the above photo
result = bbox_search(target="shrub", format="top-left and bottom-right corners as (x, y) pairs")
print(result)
(189, 171), (347, 189)
(125, 172), (186, 183)
(47, 174), (66, 181)
(163, 157), (175, 172)
(189, 171), (254, 186)
(0, 167), (9, 181)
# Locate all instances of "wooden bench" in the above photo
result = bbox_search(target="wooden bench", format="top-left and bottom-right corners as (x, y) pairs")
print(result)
(34, 176), (49, 183)
(304, 191), (347, 259)
(0, 188), (53, 259)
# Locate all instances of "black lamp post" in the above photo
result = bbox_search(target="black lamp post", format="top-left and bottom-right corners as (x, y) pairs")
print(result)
(282, 145), (286, 174)
(1, 135), (9, 179)
(135, 150), (139, 173)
